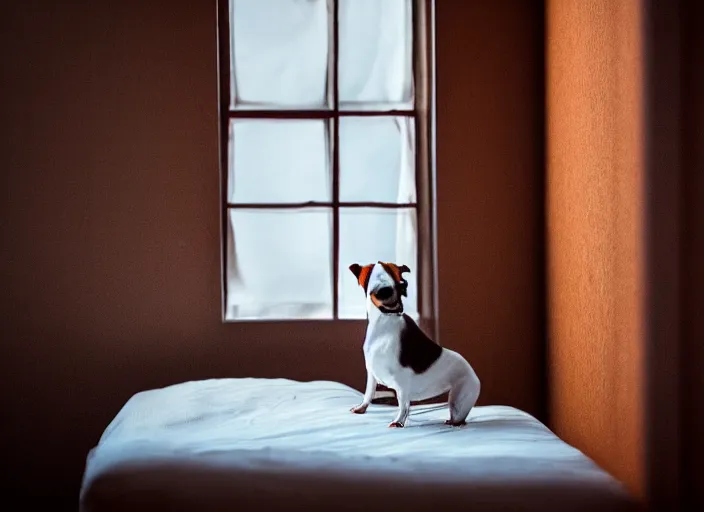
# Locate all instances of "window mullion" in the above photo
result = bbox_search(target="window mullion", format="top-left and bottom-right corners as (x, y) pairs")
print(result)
(332, 0), (340, 319)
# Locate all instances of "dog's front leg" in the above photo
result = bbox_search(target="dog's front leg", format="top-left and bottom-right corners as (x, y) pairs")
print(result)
(389, 387), (410, 428)
(350, 371), (377, 414)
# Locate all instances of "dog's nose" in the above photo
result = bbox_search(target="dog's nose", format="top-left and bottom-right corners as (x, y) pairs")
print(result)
(374, 287), (394, 301)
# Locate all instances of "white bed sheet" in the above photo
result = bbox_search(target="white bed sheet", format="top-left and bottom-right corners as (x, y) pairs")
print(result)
(80, 378), (636, 511)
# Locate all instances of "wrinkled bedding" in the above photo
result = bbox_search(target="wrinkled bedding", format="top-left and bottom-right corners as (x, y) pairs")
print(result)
(80, 378), (636, 511)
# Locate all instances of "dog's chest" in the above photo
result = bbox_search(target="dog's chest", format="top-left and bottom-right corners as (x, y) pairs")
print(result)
(363, 320), (404, 384)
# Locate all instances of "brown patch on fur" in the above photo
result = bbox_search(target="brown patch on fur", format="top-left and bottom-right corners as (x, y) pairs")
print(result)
(378, 261), (410, 284)
(349, 263), (374, 292)
(358, 265), (373, 290)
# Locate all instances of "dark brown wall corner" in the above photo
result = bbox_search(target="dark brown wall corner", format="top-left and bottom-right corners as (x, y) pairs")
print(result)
(681, 0), (704, 509)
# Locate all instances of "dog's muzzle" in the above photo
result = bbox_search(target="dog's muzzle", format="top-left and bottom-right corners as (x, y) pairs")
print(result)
(371, 285), (404, 314)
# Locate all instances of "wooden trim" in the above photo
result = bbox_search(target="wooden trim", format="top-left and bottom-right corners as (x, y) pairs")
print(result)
(412, 0), (424, 328)
(226, 202), (418, 209)
(228, 109), (415, 119)
(415, 0), (437, 340)
(217, 0), (231, 322)
(428, 0), (439, 342)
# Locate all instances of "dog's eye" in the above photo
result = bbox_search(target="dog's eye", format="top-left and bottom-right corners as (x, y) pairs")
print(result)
(375, 287), (394, 300)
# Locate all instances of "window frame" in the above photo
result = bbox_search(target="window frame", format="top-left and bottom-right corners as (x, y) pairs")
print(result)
(216, 0), (437, 335)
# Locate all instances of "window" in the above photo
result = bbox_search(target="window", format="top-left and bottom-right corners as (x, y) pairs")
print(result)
(218, 0), (435, 324)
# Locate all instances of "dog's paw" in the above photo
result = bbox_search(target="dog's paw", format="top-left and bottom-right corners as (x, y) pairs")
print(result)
(388, 421), (404, 428)
(445, 419), (467, 427)
(350, 404), (369, 414)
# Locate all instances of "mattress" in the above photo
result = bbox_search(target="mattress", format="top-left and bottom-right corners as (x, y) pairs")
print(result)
(80, 378), (636, 511)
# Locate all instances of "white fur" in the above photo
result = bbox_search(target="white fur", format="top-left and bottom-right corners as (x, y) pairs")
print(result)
(351, 264), (481, 428)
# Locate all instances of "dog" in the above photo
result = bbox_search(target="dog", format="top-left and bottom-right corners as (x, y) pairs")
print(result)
(348, 261), (480, 428)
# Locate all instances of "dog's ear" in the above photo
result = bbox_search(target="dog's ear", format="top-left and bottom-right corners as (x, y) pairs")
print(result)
(351, 263), (374, 292)
(349, 263), (363, 279)
(378, 261), (410, 275)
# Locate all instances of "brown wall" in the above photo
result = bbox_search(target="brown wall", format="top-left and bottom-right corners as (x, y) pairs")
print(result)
(0, 0), (545, 507)
(682, 0), (704, 509)
(435, 0), (545, 418)
(546, 0), (645, 498)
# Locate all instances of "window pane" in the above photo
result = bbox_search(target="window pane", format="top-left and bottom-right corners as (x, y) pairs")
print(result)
(226, 208), (333, 320)
(228, 119), (331, 204)
(339, 117), (416, 203)
(230, 0), (329, 109)
(338, 0), (413, 110)
(338, 208), (417, 319)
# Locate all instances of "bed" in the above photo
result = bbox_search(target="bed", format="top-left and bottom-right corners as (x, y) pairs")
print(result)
(80, 378), (637, 511)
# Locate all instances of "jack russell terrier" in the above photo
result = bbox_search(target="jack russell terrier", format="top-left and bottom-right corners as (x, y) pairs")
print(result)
(348, 261), (480, 428)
